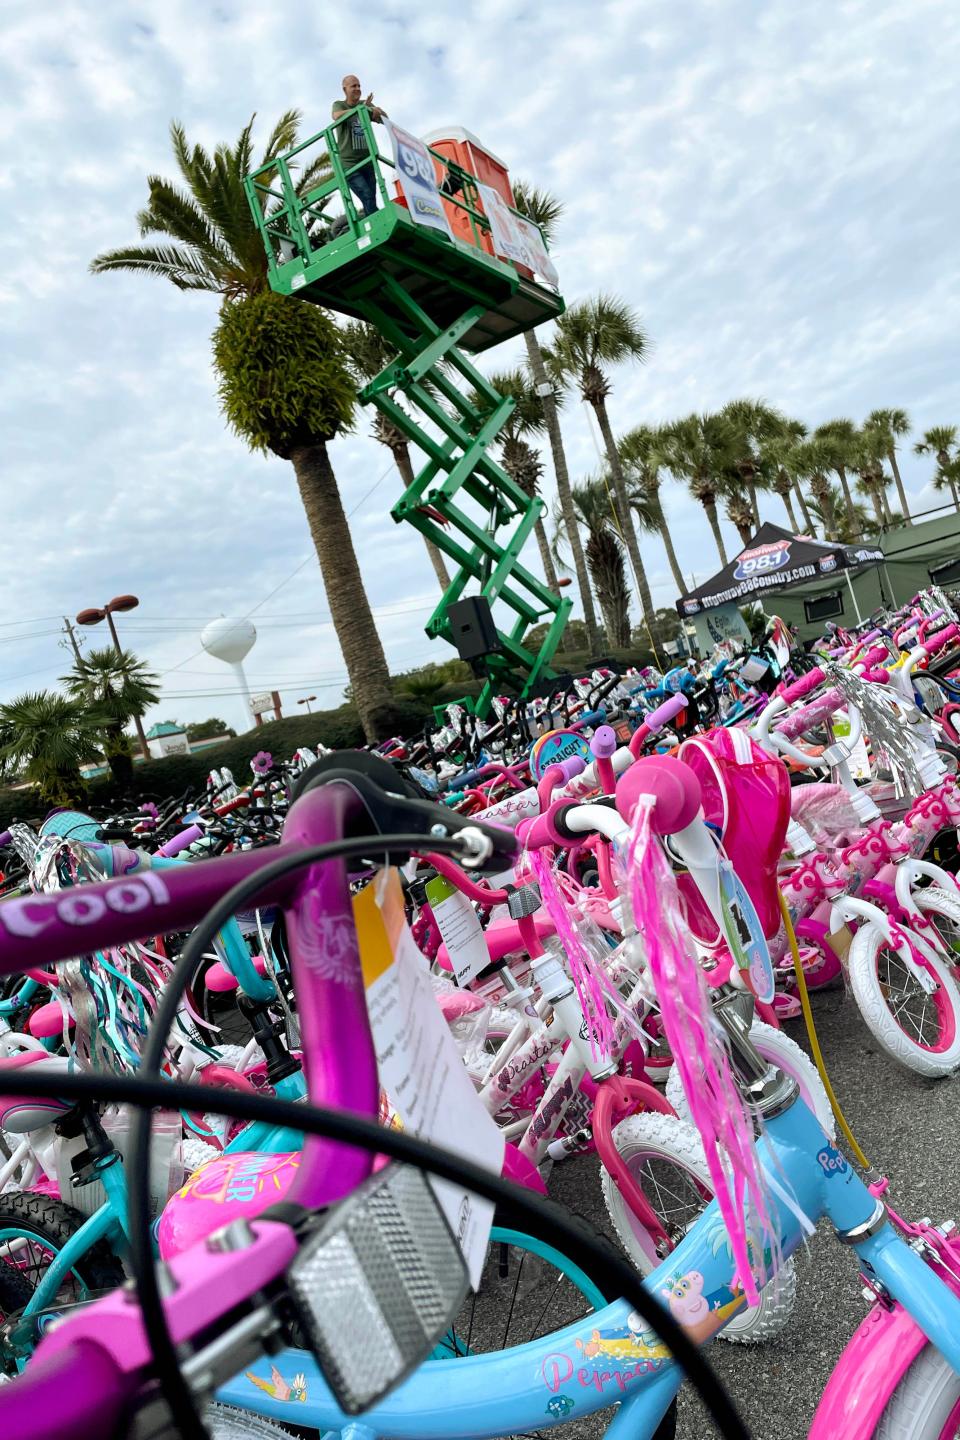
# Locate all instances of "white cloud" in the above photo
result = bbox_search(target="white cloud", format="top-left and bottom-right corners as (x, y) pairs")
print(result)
(0, 0), (958, 726)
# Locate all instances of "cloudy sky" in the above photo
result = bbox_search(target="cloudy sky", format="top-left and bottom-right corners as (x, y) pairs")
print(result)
(1, 0), (958, 733)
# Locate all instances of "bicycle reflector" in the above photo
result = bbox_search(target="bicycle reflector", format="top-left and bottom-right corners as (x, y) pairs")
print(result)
(287, 1162), (469, 1413)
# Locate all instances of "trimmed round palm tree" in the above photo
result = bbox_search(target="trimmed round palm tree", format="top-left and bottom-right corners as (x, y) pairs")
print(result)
(512, 181), (602, 653)
(813, 420), (859, 533)
(0, 692), (101, 805)
(545, 295), (655, 623)
(213, 292), (398, 739)
(340, 320), (451, 593)
(553, 479), (631, 647)
(660, 413), (735, 566)
(865, 409), (912, 520)
(90, 113), (394, 741)
(476, 368), (562, 594)
(618, 424), (686, 594)
(61, 648), (160, 788)
(914, 426), (960, 510)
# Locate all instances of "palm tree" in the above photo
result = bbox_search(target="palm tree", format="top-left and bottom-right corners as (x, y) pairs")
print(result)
(865, 409), (912, 520)
(340, 321), (451, 593)
(724, 490), (756, 545)
(794, 440), (839, 539)
(721, 399), (783, 528)
(660, 413), (735, 566)
(852, 429), (892, 528)
(813, 420), (859, 533)
(0, 692), (100, 805)
(619, 424), (686, 594)
(761, 418), (813, 533)
(807, 483), (871, 544)
(914, 426), (960, 510)
(546, 295), (655, 623)
(62, 648), (161, 788)
(764, 439), (802, 531)
(475, 368), (562, 593)
(553, 479), (631, 647)
(512, 182), (602, 652)
(90, 114), (395, 741)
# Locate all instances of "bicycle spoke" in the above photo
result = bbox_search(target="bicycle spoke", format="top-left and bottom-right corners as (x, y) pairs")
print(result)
(528, 1267), (567, 1342)
(501, 1246), (527, 1350)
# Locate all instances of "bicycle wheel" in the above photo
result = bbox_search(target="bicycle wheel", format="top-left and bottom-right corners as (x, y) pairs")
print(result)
(665, 1020), (836, 1141)
(874, 1343), (960, 1438)
(847, 924), (960, 1076)
(912, 885), (960, 962)
(0, 1191), (125, 1371)
(600, 1111), (796, 1344)
(433, 1203), (678, 1439)
(434, 1209), (607, 1360)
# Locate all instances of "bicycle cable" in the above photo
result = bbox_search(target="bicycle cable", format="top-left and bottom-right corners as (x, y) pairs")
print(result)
(5, 1064), (751, 1438)
(5, 825), (752, 1439)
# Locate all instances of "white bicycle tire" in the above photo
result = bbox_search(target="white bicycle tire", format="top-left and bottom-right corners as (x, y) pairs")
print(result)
(873, 1343), (960, 1439)
(847, 923), (960, 1077)
(665, 1020), (836, 1141)
(913, 885), (960, 961)
(599, 1110), (796, 1344)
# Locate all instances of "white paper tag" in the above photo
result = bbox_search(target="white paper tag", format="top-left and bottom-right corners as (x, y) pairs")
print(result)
(425, 874), (491, 986)
(355, 872), (503, 1285)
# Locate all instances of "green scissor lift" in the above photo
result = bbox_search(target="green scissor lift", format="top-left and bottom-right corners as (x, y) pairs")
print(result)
(244, 110), (572, 716)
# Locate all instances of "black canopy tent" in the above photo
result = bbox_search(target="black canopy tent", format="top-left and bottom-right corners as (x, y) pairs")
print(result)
(676, 523), (883, 622)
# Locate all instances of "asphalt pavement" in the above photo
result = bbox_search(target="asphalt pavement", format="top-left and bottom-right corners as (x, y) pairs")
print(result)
(543, 987), (960, 1440)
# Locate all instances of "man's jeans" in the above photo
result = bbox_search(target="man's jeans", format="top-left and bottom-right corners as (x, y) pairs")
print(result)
(347, 163), (378, 218)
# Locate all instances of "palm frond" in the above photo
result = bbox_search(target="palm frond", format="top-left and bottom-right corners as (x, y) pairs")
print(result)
(260, 109), (302, 167)
(89, 244), (223, 291)
(136, 177), (235, 269)
(511, 179), (564, 245)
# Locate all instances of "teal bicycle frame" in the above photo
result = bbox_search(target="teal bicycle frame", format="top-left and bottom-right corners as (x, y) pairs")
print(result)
(221, 1085), (960, 1437)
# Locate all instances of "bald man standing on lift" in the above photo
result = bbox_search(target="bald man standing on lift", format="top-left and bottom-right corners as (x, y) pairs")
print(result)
(332, 74), (388, 218)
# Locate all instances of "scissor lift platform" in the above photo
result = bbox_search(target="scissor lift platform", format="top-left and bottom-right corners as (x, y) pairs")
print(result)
(245, 114), (570, 713)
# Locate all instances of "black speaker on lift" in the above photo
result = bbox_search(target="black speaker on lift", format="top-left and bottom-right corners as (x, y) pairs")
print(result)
(447, 596), (503, 663)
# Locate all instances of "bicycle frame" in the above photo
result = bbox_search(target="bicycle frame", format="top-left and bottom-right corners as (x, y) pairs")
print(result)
(6, 782), (960, 1440)
(6, 1157), (130, 1325)
(216, 1083), (960, 1437)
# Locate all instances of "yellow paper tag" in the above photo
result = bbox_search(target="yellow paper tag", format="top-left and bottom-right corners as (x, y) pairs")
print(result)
(353, 869), (405, 987)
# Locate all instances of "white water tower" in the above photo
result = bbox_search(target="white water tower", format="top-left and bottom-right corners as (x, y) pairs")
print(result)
(201, 617), (257, 731)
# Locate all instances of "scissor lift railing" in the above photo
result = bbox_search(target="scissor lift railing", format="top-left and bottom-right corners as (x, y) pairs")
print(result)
(244, 112), (571, 715)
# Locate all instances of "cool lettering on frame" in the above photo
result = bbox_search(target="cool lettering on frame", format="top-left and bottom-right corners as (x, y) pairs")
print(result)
(0, 871), (171, 939)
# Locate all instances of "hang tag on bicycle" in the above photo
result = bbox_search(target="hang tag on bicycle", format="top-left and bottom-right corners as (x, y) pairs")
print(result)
(424, 874), (491, 987)
(717, 858), (776, 1004)
(354, 871), (503, 1286)
(831, 715), (871, 781)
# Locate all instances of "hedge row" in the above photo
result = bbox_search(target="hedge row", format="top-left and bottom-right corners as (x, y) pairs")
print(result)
(0, 648), (652, 826)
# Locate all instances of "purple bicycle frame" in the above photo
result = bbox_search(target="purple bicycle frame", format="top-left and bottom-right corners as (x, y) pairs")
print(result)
(0, 780), (406, 1436)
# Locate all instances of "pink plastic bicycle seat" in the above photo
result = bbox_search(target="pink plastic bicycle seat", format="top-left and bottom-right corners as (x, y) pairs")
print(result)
(205, 955), (268, 993)
(0, 1052), (74, 1133)
(28, 1001), (72, 1040)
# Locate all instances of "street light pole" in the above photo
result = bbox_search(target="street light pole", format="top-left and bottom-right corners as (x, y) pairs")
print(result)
(76, 594), (151, 760)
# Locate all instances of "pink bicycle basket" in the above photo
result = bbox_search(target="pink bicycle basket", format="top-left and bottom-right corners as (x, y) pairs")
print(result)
(677, 727), (791, 943)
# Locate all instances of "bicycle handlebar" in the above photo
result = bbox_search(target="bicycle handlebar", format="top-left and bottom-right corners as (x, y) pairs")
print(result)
(779, 666), (825, 704)
(157, 825), (204, 858)
(924, 622), (959, 655)
(628, 692), (688, 757)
